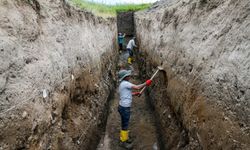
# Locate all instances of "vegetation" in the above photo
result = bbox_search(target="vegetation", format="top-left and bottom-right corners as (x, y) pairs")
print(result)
(69, 0), (151, 17)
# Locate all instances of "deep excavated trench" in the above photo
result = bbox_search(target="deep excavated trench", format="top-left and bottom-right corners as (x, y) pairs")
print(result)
(95, 11), (154, 149)
(0, 0), (250, 149)
(96, 11), (195, 150)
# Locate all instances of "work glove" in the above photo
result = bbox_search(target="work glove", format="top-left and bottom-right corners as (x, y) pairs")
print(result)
(132, 92), (141, 96)
(146, 79), (152, 86)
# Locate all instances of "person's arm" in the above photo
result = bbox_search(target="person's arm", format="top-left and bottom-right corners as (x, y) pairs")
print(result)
(132, 40), (137, 47)
(132, 83), (146, 90)
(123, 33), (126, 37)
(132, 91), (141, 96)
(131, 79), (152, 90)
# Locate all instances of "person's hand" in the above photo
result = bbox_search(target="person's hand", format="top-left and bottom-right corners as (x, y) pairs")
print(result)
(146, 79), (152, 86)
(132, 92), (141, 96)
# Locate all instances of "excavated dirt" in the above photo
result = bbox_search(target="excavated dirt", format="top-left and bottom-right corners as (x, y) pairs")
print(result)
(0, 0), (117, 149)
(135, 0), (250, 149)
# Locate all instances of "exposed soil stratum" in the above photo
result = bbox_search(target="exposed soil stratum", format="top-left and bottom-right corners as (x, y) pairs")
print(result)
(0, 0), (117, 149)
(0, 0), (250, 149)
(135, 0), (250, 149)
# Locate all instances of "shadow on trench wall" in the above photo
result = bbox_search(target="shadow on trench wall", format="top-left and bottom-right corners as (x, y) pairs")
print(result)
(117, 10), (191, 149)
(135, 51), (191, 150)
(117, 11), (135, 36)
(59, 44), (118, 150)
(117, 11), (136, 49)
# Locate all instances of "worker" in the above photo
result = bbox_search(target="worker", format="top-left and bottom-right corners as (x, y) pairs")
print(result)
(118, 69), (152, 149)
(118, 33), (126, 52)
(126, 37), (137, 64)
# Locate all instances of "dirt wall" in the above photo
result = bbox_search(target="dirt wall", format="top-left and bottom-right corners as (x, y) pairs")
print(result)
(0, 0), (117, 149)
(135, 0), (250, 149)
(117, 11), (135, 36)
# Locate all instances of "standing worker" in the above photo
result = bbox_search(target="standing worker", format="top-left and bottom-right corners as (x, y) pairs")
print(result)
(118, 69), (152, 149)
(126, 37), (137, 64)
(118, 33), (126, 53)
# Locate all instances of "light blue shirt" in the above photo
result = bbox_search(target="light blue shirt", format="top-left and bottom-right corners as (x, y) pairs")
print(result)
(118, 35), (124, 44)
(119, 80), (134, 107)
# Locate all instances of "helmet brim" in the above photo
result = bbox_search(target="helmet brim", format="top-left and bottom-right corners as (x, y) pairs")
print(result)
(119, 70), (132, 82)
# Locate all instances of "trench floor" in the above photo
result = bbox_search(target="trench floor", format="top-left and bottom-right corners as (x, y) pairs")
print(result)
(97, 51), (159, 150)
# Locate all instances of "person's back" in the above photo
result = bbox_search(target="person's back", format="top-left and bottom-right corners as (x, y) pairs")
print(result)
(118, 33), (125, 51)
(119, 80), (134, 107)
(118, 35), (124, 44)
(126, 39), (135, 50)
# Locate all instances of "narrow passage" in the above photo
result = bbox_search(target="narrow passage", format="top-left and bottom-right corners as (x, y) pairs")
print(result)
(97, 51), (160, 150)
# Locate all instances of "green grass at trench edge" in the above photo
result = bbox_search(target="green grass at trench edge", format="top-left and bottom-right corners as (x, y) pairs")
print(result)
(70, 0), (152, 17)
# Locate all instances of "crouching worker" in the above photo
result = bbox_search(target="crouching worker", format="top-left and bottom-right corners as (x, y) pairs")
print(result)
(118, 69), (152, 149)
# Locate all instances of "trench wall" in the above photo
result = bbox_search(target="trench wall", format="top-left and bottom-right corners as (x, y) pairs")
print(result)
(117, 11), (135, 36)
(135, 0), (250, 149)
(0, 0), (117, 149)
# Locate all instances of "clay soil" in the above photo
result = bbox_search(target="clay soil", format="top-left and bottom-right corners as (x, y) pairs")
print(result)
(97, 51), (160, 150)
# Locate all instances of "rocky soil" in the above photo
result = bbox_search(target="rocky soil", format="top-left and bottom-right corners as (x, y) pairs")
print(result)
(135, 0), (250, 149)
(0, 0), (117, 149)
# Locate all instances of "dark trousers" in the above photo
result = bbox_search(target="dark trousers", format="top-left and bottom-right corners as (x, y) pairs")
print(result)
(118, 105), (131, 130)
(119, 43), (123, 50)
(127, 48), (133, 57)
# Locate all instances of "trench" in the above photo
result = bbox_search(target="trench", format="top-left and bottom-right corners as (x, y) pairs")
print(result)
(96, 11), (188, 150)
(1, 0), (249, 149)
(95, 12), (162, 149)
(94, 47), (188, 150)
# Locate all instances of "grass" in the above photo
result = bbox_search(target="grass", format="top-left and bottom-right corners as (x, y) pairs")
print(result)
(69, 0), (151, 17)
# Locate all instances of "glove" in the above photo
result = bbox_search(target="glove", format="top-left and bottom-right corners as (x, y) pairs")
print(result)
(132, 92), (141, 96)
(146, 79), (152, 86)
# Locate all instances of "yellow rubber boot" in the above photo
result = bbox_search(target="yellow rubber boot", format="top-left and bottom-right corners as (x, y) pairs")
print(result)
(128, 57), (132, 64)
(120, 130), (129, 142)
